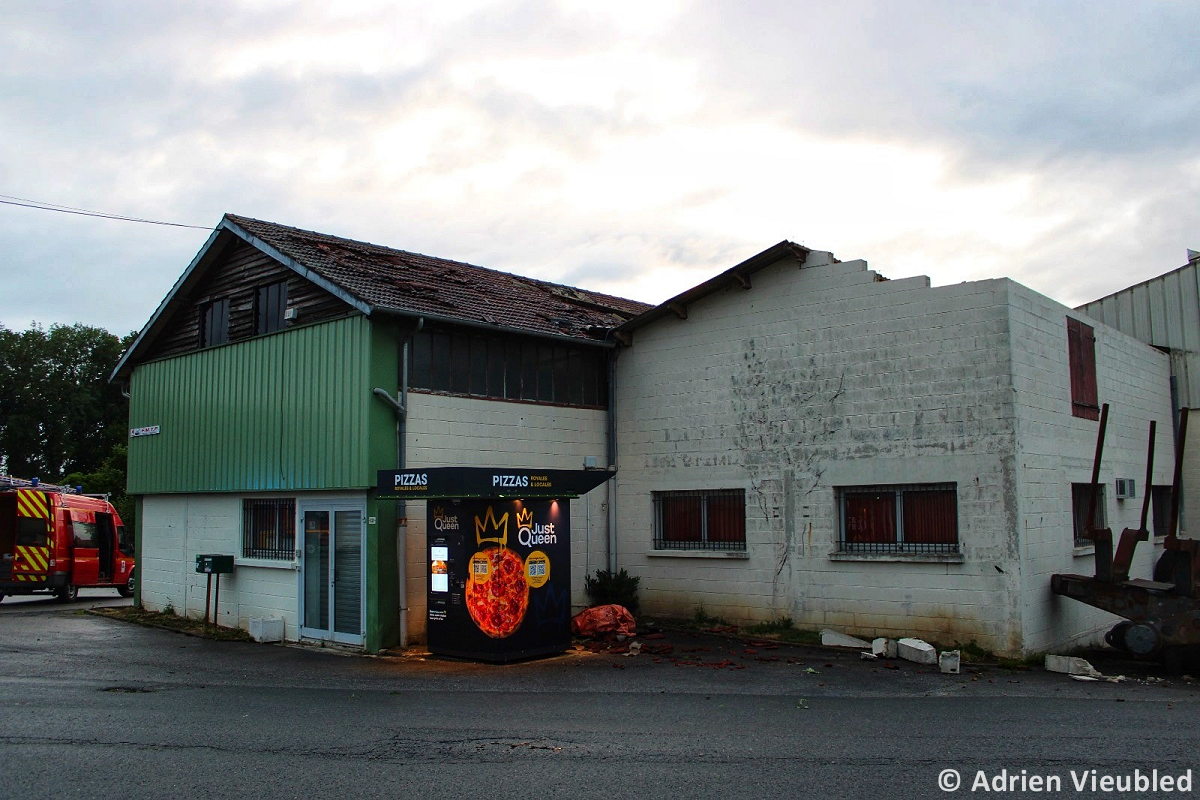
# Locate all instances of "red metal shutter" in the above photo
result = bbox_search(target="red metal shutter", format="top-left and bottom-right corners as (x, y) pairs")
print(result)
(902, 489), (958, 545)
(661, 495), (703, 543)
(1067, 318), (1100, 420)
(705, 492), (746, 544)
(844, 493), (896, 543)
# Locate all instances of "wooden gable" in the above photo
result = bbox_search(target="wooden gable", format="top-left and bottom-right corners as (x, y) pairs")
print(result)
(143, 236), (356, 362)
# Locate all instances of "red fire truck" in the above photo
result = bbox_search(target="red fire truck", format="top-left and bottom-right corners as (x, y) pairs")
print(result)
(0, 477), (136, 602)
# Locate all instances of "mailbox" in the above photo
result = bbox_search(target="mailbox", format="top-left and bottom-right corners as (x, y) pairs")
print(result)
(195, 554), (235, 574)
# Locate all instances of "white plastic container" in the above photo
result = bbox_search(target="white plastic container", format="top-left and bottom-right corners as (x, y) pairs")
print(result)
(249, 616), (284, 643)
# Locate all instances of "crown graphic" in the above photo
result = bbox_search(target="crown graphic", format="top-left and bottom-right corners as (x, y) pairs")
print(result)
(432, 506), (444, 519)
(475, 506), (509, 546)
(516, 507), (534, 528)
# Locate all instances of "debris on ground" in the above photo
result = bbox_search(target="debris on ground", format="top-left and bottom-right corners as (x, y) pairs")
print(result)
(939, 650), (961, 674)
(872, 638), (898, 658)
(572, 604), (637, 637)
(898, 638), (938, 665)
(1071, 673), (1127, 683)
(1044, 654), (1103, 678)
(820, 629), (872, 648)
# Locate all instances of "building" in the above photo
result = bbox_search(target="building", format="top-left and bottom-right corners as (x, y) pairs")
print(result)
(114, 215), (1177, 655)
(612, 249), (1174, 655)
(1076, 251), (1200, 531)
(111, 214), (647, 650)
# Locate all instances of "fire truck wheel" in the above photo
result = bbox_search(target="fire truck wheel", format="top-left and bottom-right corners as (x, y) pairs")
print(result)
(117, 572), (135, 598)
(56, 585), (78, 602)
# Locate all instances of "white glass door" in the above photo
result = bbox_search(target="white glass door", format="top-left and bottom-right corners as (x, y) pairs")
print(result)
(299, 505), (364, 646)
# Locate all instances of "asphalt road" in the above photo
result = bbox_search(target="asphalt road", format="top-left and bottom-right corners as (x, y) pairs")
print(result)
(1, 600), (1197, 799)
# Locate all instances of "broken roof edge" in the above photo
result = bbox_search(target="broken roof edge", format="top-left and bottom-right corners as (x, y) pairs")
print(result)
(616, 240), (811, 335)
(373, 306), (618, 348)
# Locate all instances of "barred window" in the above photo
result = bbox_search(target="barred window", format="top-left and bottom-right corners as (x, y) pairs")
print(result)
(1150, 485), (1174, 539)
(653, 489), (746, 551)
(839, 484), (959, 554)
(243, 499), (296, 560)
(1071, 483), (1107, 547)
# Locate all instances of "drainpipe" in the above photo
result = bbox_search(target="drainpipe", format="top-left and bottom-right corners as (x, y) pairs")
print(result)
(1170, 374), (1184, 532)
(607, 347), (619, 573)
(373, 317), (424, 647)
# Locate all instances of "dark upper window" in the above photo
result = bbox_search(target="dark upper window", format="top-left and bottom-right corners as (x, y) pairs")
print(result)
(256, 281), (289, 335)
(653, 489), (746, 552)
(243, 499), (296, 560)
(1071, 482), (1107, 546)
(201, 297), (230, 347)
(839, 484), (959, 554)
(1067, 317), (1099, 420)
(1151, 485), (1174, 538)
(408, 328), (608, 408)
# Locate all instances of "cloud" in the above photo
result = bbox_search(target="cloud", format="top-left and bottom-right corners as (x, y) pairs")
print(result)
(673, 1), (1200, 162)
(0, 0), (1197, 335)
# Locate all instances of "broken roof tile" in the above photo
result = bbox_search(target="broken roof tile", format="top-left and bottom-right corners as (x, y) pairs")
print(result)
(226, 214), (650, 342)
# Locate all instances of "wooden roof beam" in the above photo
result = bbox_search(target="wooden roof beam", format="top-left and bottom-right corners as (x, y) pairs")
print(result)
(668, 301), (688, 320)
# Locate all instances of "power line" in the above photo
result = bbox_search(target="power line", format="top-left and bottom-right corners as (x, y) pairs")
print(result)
(0, 194), (213, 230)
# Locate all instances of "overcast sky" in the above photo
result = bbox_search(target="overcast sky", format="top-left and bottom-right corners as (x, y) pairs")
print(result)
(2, 0), (1197, 335)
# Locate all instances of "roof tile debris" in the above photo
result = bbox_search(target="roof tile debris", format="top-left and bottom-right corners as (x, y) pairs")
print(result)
(225, 214), (651, 342)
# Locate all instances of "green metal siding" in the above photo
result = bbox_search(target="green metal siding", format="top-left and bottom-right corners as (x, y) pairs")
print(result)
(128, 317), (378, 494)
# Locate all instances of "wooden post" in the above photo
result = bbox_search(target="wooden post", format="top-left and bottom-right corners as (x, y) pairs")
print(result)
(204, 573), (213, 629)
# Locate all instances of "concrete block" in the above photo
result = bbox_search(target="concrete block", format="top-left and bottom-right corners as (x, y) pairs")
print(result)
(898, 638), (938, 665)
(249, 616), (284, 643)
(939, 650), (961, 674)
(1044, 655), (1102, 678)
(872, 637), (898, 658)
(820, 629), (872, 649)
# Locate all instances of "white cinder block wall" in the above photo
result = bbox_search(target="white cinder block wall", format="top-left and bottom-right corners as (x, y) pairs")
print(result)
(139, 491), (368, 640)
(1010, 285), (1174, 652)
(615, 253), (1174, 655)
(404, 392), (608, 640)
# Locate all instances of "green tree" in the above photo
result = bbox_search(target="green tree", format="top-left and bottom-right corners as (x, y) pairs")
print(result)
(0, 323), (133, 480)
(64, 444), (134, 528)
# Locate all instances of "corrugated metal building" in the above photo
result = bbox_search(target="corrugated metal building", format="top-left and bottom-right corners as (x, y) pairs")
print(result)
(1077, 254), (1200, 408)
(1077, 252), (1200, 530)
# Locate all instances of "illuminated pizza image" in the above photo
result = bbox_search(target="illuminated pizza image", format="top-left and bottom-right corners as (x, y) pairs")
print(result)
(466, 546), (530, 638)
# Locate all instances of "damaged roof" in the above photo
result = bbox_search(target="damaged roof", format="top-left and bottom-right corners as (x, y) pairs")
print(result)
(224, 214), (651, 339)
(112, 214), (652, 381)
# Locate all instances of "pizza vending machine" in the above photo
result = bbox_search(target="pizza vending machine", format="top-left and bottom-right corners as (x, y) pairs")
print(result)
(426, 498), (571, 661)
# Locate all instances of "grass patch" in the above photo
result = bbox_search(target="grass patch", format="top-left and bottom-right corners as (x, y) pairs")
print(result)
(953, 640), (994, 663)
(943, 639), (1041, 670)
(691, 605), (730, 627)
(94, 606), (252, 642)
(745, 617), (821, 645)
(996, 654), (1042, 671)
